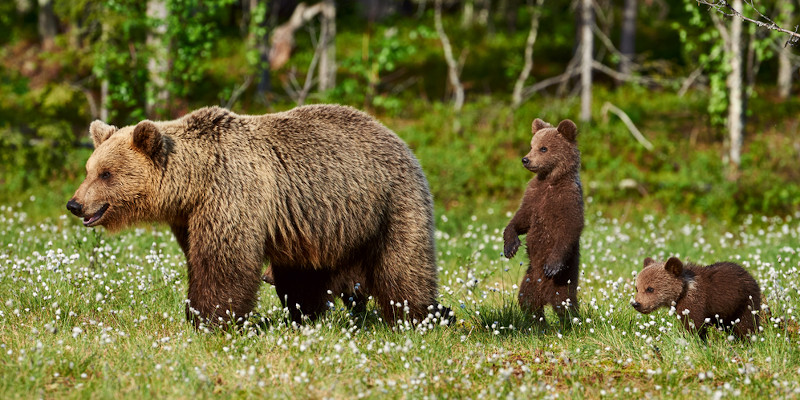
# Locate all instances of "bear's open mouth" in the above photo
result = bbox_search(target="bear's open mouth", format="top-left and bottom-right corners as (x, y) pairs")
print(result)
(83, 203), (109, 227)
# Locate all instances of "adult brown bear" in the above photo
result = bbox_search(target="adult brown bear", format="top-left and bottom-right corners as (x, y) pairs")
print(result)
(67, 105), (444, 327)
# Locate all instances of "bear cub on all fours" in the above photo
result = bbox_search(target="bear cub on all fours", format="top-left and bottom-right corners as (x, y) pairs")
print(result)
(632, 257), (761, 340)
(503, 118), (584, 323)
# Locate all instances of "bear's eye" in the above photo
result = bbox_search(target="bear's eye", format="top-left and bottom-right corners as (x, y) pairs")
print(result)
(539, 146), (548, 153)
(99, 171), (111, 180)
(645, 287), (654, 293)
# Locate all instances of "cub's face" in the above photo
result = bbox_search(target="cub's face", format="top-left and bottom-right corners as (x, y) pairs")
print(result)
(67, 120), (162, 231)
(522, 118), (578, 178)
(631, 257), (685, 314)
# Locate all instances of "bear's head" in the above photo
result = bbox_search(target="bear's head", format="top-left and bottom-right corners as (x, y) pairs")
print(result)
(522, 118), (580, 180)
(631, 257), (685, 314)
(67, 120), (169, 231)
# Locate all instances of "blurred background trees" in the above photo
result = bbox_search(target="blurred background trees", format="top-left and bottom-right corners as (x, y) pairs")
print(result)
(0, 0), (798, 219)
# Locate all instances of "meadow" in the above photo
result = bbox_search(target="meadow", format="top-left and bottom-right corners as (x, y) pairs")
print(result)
(1, 191), (799, 399)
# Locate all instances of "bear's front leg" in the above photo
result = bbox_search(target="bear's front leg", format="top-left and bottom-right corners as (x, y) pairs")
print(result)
(184, 220), (263, 328)
(504, 187), (536, 259)
(503, 226), (522, 259)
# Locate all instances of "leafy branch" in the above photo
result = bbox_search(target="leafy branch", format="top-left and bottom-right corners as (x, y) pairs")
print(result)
(696, 0), (800, 46)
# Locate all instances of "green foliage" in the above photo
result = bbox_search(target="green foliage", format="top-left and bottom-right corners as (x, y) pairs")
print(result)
(0, 65), (87, 190)
(163, 0), (235, 99)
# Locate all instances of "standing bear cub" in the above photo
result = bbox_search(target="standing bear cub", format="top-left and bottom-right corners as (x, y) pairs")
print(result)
(67, 105), (444, 327)
(503, 118), (584, 323)
(632, 257), (761, 340)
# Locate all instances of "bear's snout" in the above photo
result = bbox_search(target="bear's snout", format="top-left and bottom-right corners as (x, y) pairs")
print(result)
(522, 157), (530, 165)
(630, 300), (642, 311)
(66, 199), (83, 216)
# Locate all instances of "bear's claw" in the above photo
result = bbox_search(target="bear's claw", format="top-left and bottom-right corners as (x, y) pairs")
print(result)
(543, 263), (563, 278)
(503, 237), (520, 259)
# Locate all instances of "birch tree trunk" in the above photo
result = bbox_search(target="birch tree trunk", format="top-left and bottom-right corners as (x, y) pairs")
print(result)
(618, 0), (636, 78)
(727, 0), (744, 170)
(777, 2), (794, 99)
(37, 0), (57, 49)
(511, 0), (543, 108)
(146, 0), (169, 118)
(317, 0), (336, 91)
(580, 0), (593, 122)
(434, 0), (465, 112)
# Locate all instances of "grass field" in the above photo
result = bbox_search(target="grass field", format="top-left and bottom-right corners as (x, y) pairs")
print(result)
(1, 194), (799, 399)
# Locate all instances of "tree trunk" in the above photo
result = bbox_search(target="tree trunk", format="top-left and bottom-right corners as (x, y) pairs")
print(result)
(777, 2), (794, 99)
(146, 0), (169, 118)
(462, 0), (474, 28)
(727, 0), (744, 171)
(100, 79), (109, 122)
(434, 0), (465, 112)
(579, 0), (593, 122)
(317, 0), (336, 91)
(618, 0), (636, 79)
(254, 0), (272, 98)
(511, 0), (544, 108)
(37, 0), (57, 49)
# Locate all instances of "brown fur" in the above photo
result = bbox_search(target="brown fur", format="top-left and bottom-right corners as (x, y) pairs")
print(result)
(68, 105), (441, 326)
(503, 118), (584, 323)
(632, 257), (761, 340)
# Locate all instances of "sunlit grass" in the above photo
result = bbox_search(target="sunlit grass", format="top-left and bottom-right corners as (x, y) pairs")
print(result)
(1, 196), (799, 398)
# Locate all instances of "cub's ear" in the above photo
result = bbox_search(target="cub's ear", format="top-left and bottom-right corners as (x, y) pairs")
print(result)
(664, 257), (683, 276)
(531, 118), (550, 133)
(90, 120), (117, 148)
(132, 120), (163, 159)
(643, 257), (655, 268)
(557, 119), (578, 142)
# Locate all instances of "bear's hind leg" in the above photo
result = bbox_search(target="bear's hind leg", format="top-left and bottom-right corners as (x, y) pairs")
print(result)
(519, 272), (547, 325)
(272, 265), (335, 323)
(732, 309), (757, 339)
(369, 218), (438, 325)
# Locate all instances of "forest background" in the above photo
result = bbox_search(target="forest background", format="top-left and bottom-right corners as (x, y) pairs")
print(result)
(1, 0), (798, 222)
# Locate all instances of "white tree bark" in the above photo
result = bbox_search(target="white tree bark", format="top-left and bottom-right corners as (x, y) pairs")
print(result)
(100, 79), (109, 122)
(777, 2), (794, 99)
(317, 0), (336, 91)
(511, 0), (544, 108)
(580, 0), (593, 122)
(434, 0), (465, 112)
(727, 0), (744, 169)
(146, 0), (169, 118)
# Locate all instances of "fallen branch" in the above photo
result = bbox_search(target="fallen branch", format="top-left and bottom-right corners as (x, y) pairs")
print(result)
(223, 75), (253, 109)
(520, 66), (580, 99)
(269, 1), (336, 70)
(601, 102), (654, 151)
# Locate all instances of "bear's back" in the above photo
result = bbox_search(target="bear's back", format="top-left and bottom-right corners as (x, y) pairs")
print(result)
(687, 262), (761, 318)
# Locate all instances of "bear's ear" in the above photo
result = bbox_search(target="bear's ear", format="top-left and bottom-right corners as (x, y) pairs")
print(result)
(664, 257), (683, 276)
(132, 120), (163, 159)
(643, 257), (655, 268)
(557, 119), (578, 142)
(90, 120), (117, 148)
(531, 118), (550, 133)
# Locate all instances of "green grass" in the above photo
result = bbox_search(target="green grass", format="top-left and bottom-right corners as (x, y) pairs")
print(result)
(1, 192), (799, 399)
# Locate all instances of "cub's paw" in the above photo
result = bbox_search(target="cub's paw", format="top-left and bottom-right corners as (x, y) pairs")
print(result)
(543, 263), (564, 278)
(503, 237), (521, 259)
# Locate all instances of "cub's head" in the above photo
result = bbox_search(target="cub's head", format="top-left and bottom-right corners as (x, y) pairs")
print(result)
(522, 118), (580, 179)
(631, 257), (686, 314)
(66, 120), (167, 231)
